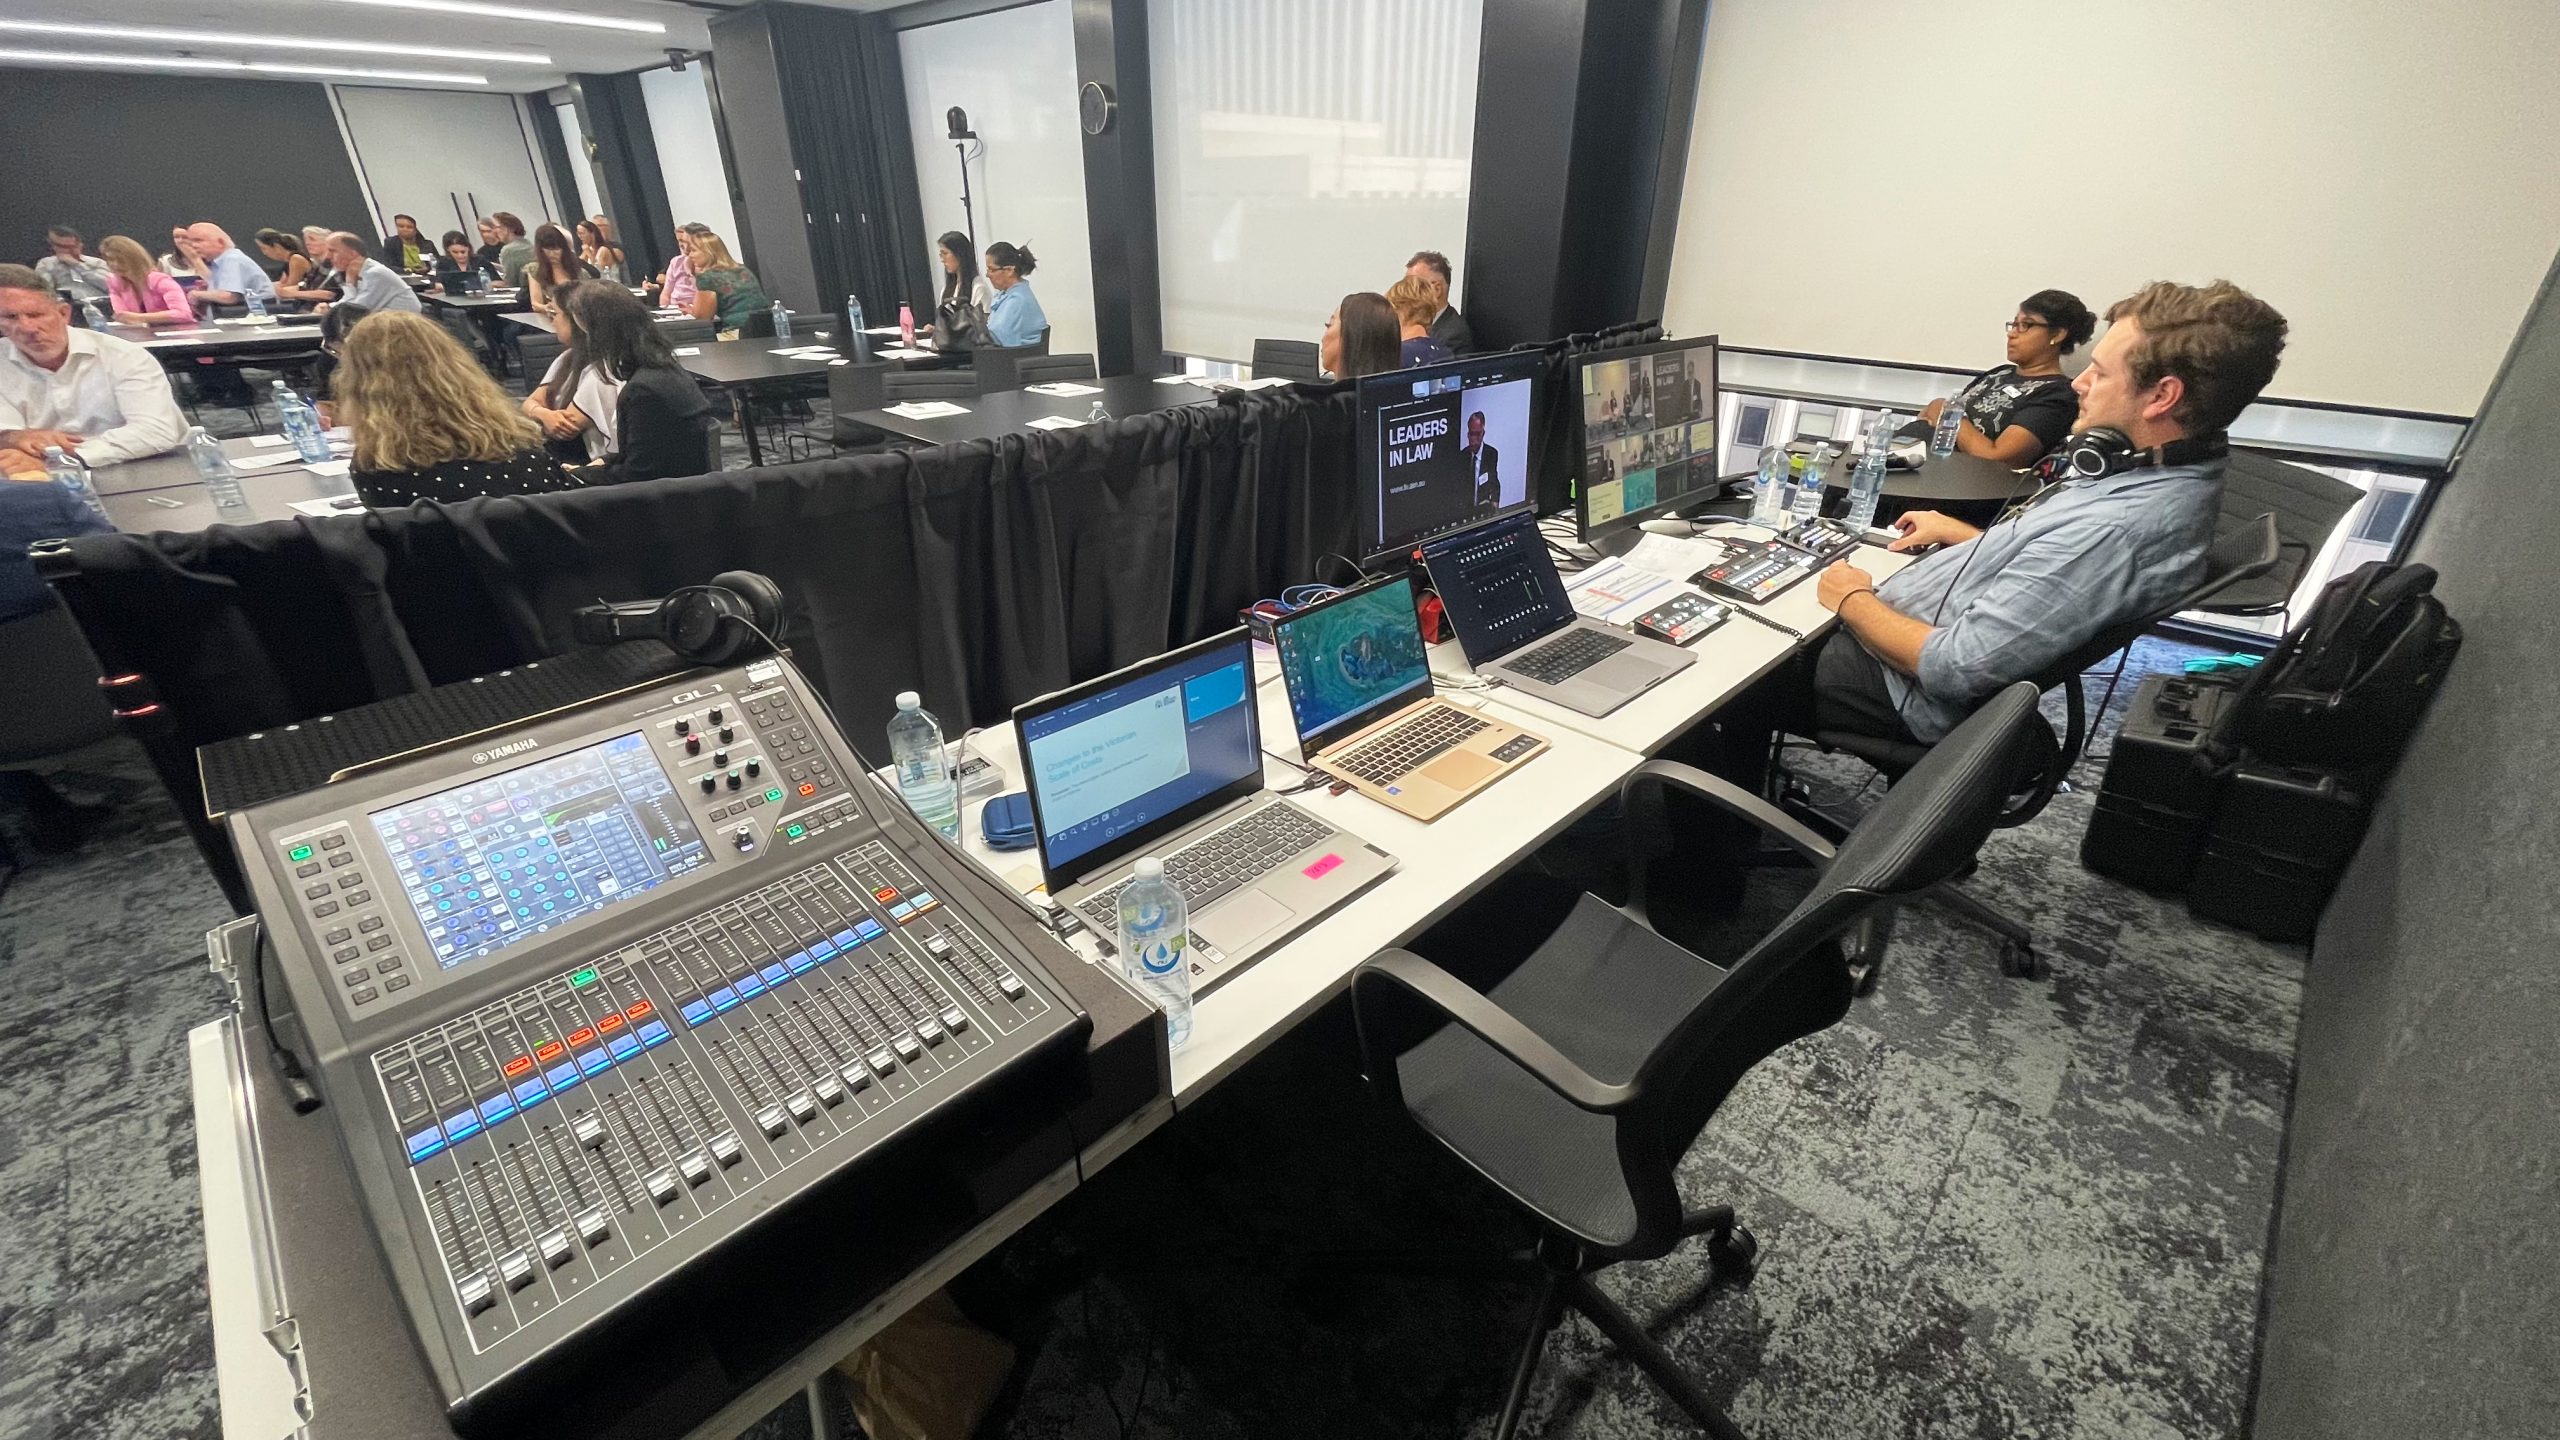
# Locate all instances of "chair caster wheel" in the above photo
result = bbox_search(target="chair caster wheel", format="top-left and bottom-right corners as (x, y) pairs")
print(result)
(1999, 939), (2043, 979)
(1707, 1226), (1759, 1287)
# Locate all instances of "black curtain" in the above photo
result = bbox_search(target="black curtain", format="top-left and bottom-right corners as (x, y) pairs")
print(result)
(765, 4), (936, 324)
(571, 72), (678, 285)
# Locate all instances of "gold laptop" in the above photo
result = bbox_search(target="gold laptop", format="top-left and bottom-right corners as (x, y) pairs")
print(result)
(1271, 575), (1548, 822)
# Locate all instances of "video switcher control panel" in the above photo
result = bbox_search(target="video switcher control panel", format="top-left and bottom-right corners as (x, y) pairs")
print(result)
(230, 655), (1089, 1433)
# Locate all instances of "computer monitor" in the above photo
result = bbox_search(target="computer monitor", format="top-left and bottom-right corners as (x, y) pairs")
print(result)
(1013, 629), (1263, 890)
(1355, 351), (1547, 562)
(1571, 334), (1721, 541)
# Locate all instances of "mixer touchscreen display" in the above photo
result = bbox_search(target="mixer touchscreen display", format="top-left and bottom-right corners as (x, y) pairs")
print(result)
(370, 732), (711, 970)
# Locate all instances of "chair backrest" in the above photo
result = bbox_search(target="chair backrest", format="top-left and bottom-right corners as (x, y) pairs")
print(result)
(516, 330), (565, 381)
(970, 344), (1025, 394)
(658, 317), (716, 348)
(827, 359), (891, 415)
(2215, 451), (2363, 613)
(1017, 353), (1099, 385)
(738, 308), (777, 340)
(884, 368), (979, 401)
(1251, 338), (1325, 382)
(0, 601), (116, 765)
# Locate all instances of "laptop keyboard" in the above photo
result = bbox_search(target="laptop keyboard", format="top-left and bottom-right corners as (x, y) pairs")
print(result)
(1334, 706), (1489, 785)
(1505, 628), (1631, 686)
(1079, 802), (1337, 934)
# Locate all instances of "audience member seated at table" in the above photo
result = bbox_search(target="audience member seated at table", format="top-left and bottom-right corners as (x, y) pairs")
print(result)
(301, 224), (332, 258)
(1404, 249), (1472, 356)
(1918, 289), (2096, 466)
(682, 231), (770, 335)
(310, 303), (370, 420)
(567, 283), (715, 484)
(0, 473), (112, 846)
(523, 224), (597, 317)
(0, 263), (188, 467)
(184, 223), (278, 313)
(576, 220), (625, 284)
(473, 217), (506, 274)
(491, 212), (536, 290)
(254, 228), (317, 291)
(434, 230), (477, 278)
(100, 236), (193, 326)
(1320, 292), (1400, 380)
(1774, 281), (2289, 756)
(316, 233), (422, 315)
(982, 241), (1047, 349)
(524, 280), (607, 464)
(922, 230), (992, 345)
(652, 222), (705, 310)
(156, 226), (209, 292)
(378, 215), (431, 275)
(1386, 276), (1450, 368)
(336, 310), (584, 507)
(34, 226), (111, 306)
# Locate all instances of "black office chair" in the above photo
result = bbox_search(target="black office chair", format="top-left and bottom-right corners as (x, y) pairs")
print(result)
(2207, 451), (2364, 618)
(0, 601), (118, 876)
(1810, 513), (2282, 980)
(659, 317), (717, 348)
(1016, 353), (1100, 386)
(882, 369), (979, 402)
(515, 329), (567, 388)
(1354, 683), (2052, 1440)
(738, 309), (778, 341)
(1251, 337), (1325, 382)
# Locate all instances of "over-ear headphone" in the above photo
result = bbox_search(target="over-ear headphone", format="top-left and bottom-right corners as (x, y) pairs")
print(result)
(573, 570), (786, 665)
(2040, 427), (2229, 483)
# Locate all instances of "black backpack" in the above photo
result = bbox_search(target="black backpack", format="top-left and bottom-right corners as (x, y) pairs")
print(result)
(2209, 560), (2461, 774)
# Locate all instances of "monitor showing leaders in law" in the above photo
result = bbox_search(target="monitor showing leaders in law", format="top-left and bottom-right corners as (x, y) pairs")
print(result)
(1573, 335), (1720, 541)
(1355, 351), (1544, 560)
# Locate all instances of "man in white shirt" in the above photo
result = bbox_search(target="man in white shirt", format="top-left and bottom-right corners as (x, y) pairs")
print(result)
(0, 263), (187, 467)
(183, 222), (278, 312)
(317, 233), (423, 315)
(34, 226), (111, 305)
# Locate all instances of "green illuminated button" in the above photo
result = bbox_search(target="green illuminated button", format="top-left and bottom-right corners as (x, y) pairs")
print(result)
(765, 787), (783, 804)
(570, 967), (598, 988)
(784, 823), (806, 840)
(288, 844), (314, 862)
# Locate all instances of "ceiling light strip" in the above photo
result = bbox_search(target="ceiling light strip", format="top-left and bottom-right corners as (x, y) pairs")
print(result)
(0, 47), (488, 84)
(0, 20), (549, 65)
(329, 0), (667, 35)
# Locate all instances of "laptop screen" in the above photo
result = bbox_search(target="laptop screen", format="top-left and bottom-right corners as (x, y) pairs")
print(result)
(1016, 629), (1263, 885)
(1421, 512), (1576, 666)
(1271, 575), (1433, 753)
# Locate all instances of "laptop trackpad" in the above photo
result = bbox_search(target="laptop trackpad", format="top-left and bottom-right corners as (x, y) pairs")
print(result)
(1197, 890), (1294, 952)
(1421, 749), (1500, 789)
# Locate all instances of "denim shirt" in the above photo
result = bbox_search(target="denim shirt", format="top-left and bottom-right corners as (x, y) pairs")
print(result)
(1871, 458), (2226, 741)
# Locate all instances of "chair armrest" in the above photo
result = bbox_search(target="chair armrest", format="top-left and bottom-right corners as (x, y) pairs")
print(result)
(1622, 759), (1836, 867)
(1352, 950), (1633, 1114)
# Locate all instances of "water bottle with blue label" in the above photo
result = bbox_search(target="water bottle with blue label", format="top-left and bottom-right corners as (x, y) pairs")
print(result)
(1931, 393), (1965, 458)
(845, 294), (872, 363)
(770, 301), (791, 340)
(271, 381), (331, 462)
(1117, 857), (1194, 1050)
(183, 427), (248, 509)
(1846, 412), (1896, 533)
(1790, 444), (1830, 525)
(44, 446), (108, 519)
(886, 691), (959, 838)
(1748, 444), (1790, 529)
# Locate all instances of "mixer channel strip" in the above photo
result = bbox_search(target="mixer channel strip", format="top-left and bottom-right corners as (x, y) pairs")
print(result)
(373, 856), (1055, 1352)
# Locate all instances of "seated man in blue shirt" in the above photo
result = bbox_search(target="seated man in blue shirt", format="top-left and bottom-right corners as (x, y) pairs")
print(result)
(183, 222), (278, 314)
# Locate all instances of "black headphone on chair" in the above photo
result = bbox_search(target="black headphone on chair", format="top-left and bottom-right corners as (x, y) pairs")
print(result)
(573, 571), (786, 665)
(2039, 427), (2229, 483)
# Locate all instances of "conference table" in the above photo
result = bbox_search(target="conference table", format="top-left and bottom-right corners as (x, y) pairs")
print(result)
(1818, 447), (2040, 511)
(836, 373), (1229, 448)
(90, 436), (359, 532)
(99, 315), (326, 366)
(674, 334), (946, 466)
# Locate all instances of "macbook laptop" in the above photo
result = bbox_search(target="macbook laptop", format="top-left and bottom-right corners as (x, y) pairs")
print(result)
(1421, 512), (1695, 716)
(1271, 574), (1548, 822)
(1015, 628), (1396, 993)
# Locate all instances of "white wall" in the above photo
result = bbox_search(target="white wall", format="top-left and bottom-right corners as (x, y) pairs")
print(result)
(638, 66), (738, 245)
(898, 1), (1094, 356)
(550, 98), (605, 225)
(1150, 0), (1483, 363)
(1663, 0), (2560, 417)
(332, 87), (555, 240)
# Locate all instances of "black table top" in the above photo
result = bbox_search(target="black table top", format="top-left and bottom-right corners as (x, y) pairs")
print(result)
(420, 288), (526, 312)
(676, 333), (947, 390)
(844, 373), (1225, 446)
(99, 316), (325, 358)
(1822, 448), (2042, 502)
(90, 436), (360, 528)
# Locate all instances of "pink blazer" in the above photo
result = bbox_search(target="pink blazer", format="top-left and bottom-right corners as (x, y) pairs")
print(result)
(108, 270), (193, 320)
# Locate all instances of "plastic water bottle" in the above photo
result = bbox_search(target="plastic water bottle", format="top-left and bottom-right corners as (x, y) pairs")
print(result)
(470, 267), (490, 297)
(1846, 412), (1896, 533)
(1087, 401), (1112, 425)
(845, 294), (871, 363)
(81, 298), (109, 329)
(184, 427), (248, 509)
(1116, 858), (1194, 1050)
(770, 302), (791, 340)
(1930, 394), (1964, 458)
(272, 382), (331, 463)
(1748, 445), (1789, 529)
(1790, 444), (1829, 525)
(246, 289), (268, 320)
(898, 302), (916, 346)
(43, 446), (108, 519)
(886, 691), (960, 838)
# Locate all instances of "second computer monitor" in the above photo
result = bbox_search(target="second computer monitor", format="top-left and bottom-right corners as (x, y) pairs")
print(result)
(1356, 351), (1546, 562)
(1573, 334), (1721, 541)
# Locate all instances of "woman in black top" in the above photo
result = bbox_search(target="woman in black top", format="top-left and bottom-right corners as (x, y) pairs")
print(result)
(560, 284), (719, 482)
(336, 310), (585, 507)
(1922, 288), (2094, 465)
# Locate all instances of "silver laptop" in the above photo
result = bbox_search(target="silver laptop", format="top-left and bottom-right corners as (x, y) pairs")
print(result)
(1015, 628), (1396, 994)
(1421, 511), (1694, 716)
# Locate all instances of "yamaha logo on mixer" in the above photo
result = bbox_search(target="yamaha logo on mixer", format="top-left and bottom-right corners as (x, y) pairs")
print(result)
(472, 738), (543, 765)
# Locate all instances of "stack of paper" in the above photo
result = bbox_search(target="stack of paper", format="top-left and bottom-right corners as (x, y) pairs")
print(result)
(874, 345), (935, 360)
(1024, 415), (1087, 431)
(1564, 557), (1683, 624)
(1023, 381), (1104, 397)
(885, 400), (970, 420)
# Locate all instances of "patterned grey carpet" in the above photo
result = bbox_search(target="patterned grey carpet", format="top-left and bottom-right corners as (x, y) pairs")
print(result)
(0, 610), (2298, 1440)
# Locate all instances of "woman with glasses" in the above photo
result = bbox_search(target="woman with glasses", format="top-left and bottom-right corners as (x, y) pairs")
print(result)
(982, 241), (1047, 349)
(1919, 288), (2094, 465)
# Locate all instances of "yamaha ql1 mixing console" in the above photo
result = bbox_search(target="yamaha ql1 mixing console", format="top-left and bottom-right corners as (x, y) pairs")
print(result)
(228, 652), (1091, 1435)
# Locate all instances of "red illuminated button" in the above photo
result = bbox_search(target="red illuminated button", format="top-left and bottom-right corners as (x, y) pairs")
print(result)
(535, 1041), (565, 1062)
(624, 999), (653, 1020)
(874, 886), (900, 904)
(798, 782), (816, 796)
(567, 1026), (596, 1047)
(597, 1012), (625, 1033)
(502, 1055), (534, 1077)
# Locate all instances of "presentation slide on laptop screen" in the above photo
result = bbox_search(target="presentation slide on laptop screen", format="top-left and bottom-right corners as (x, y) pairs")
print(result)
(1360, 353), (1543, 557)
(1022, 641), (1258, 874)
(1276, 579), (1431, 743)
